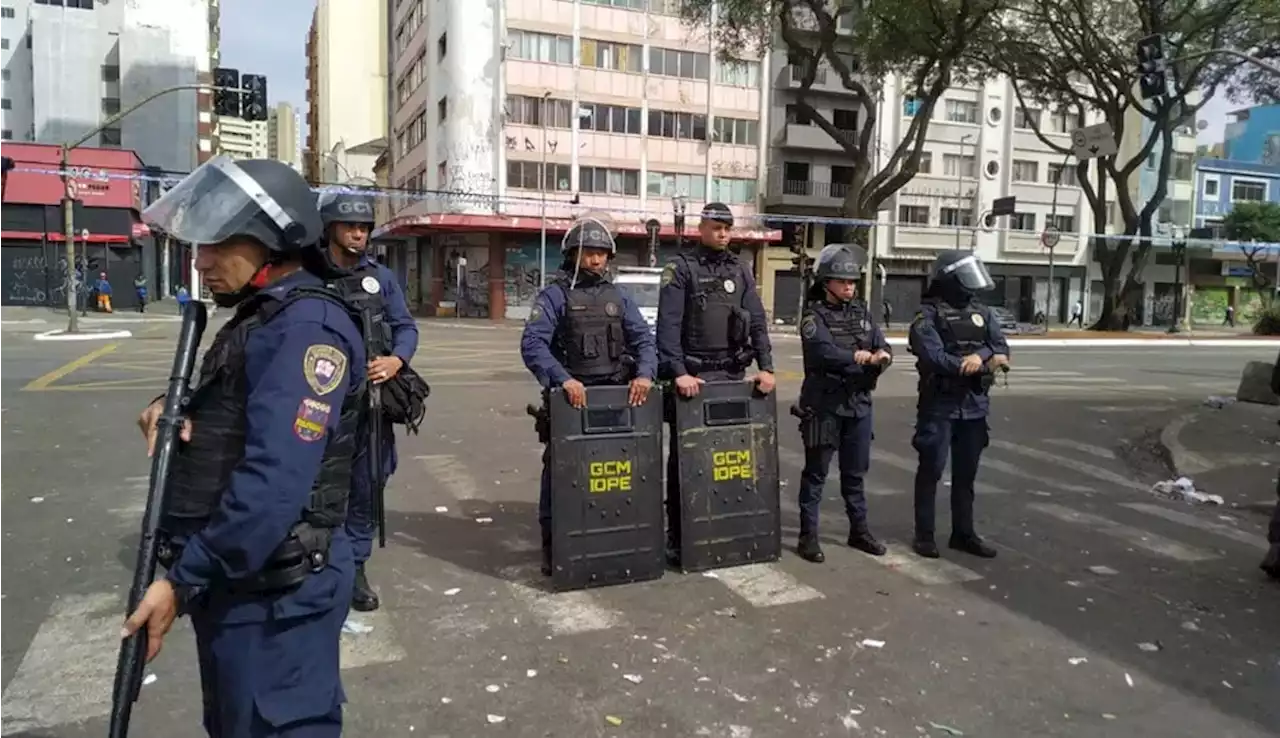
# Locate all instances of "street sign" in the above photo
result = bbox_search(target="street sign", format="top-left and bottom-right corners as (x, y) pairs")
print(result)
(1041, 225), (1062, 249)
(991, 196), (1017, 217)
(1070, 122), (1118, 159)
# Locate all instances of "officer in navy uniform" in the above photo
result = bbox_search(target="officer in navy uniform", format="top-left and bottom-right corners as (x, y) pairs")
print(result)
(316, 190), (420, 613)
(125, 156), (365, 737)
(794, 244), (892, 564)
(656, 202), (775, 563)
(520, 212), (658, 575)
(1262, 350), (1280, 579)
(908, 250), (1009, 560)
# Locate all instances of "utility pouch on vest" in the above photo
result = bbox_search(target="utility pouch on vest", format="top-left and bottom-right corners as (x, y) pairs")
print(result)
(527, 401), (551, 444)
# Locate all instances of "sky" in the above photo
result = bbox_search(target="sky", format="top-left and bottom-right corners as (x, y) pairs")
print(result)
(214, 0), (1248, 148)
(217, 0), (316, 114)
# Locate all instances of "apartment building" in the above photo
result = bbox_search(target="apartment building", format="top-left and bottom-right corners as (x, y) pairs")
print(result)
(267, 102), (301, 171)
(377, 0), (777, 320)
(216, 116), (269, 160)
(303, 0), (387, 185)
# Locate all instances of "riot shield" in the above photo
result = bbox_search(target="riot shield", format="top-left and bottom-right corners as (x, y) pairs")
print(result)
(672, 381), (781, 572)
(548, 384), (665, 592)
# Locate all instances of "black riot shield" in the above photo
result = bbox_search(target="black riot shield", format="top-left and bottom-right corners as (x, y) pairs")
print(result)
(548, 384), (665, 592)
(672, 381), (781, 572)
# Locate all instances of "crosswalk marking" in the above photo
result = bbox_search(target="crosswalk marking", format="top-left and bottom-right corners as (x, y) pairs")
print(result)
(1121, 503), (1268, 551)
(868, 543), (985, 586)
(716, 563), (825, 607)
(1042, 438), (1117, 460)
(0, 593), (122, 735)
(341, 608), (407, 670)
(990, 440), (1147, 492)
(1027, 503), (1219, 562)
(979, 456), (1094, 493)
(504, 573), (625, 635)
(416, 454), (484, 501)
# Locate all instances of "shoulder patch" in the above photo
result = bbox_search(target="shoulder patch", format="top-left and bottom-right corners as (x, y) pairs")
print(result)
(293, 398), (332, 442)
(800, 314), (818, 339)
(527, 304), (544, 324)
(303, 344), (348, 396)
(660, 262), (676, 287)
(911, 310), (925, 325)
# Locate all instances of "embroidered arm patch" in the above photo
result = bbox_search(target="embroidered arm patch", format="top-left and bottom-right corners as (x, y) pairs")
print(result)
(303, 344), (348, 396)
(293, 398), (333, 442)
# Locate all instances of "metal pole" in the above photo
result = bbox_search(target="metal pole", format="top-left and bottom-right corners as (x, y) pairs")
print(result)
(1044, 152), (1069, 327)
(955, 135), (972, 250)
(539, 92), (550, 290)
(1172, 48), (1280, 76)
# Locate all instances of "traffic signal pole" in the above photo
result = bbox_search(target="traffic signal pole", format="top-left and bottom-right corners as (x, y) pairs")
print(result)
(58, 83), (241, 334)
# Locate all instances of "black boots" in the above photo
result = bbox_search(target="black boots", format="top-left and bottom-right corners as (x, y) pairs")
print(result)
(1261, 543), (1280, 580)
(352, 563), (380, 612)
(914, 534), (997, 559)
(797, 534), (825, 563)
(912, 538), (940, 558)
(847, 529), (887, 557)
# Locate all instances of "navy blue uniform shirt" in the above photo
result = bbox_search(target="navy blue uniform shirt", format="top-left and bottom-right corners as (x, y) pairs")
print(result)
(655, 248), (774, 377)
(520, 280), (657, 389)
(908, 301), (1009, 420)
(165, 270), (366, 623)
(360, 255), (419, 363)
(800, 302), (891, 417)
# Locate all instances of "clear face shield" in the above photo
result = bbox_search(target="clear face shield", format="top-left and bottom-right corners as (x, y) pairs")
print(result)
(142, 155), (301, 246)
(941, 253), (996, 292)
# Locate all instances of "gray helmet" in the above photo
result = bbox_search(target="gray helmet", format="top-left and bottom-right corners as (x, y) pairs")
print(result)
(561, 212), (617, 255)
(813, 243), (866, 281)
(926, 250), (995, 293)
(142, 156), (323, 252)
(317, 190), (377, 227)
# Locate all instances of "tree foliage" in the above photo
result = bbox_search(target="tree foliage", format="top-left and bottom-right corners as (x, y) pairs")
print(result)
(972, 0), (1276, 329)
(679, 0), (1007, 236)
(1224, 201), (1280, 309)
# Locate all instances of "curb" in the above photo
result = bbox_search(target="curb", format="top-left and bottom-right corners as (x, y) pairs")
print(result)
(776, 336), (1278, 348)
(33, 328), (133, 341)
(1157, 412), (1215, 477)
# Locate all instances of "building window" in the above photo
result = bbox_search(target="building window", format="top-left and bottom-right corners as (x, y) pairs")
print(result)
(437, 32), (446, 61)
(832, 108), (857, 131)
(712, 117), (758, 146)
(506, 94), (573, 129)
(915, 151), (933, 174)
(0, 98), (10, 110)
(648, 171), (707, 199)
(1, 69), (8, 81)
(581, 38), (642, 73)
(1, 129), (11, 140)
(102, 97), (121, 116)
(944, 100), (978, 124)
(100, 127), (122, 146)
(1011, 159), (1038, 182)
(784, 104), (812, 125)
(1203, 177), (1218, 197)
(1010, 212), (1036, 231)
(647, 46), (709, 80)
(1232, 179), (1266, 202)
(1047, 162), (1077, 187)
(577, 103), (636, 134)
(437, 96), (447, 122)
(1048, 109), (1084, 134)
(898, 205), (930, 225)
(508, 30), (575, 65)
(102, 65), (120, 82)
(1014, 107), (1041, 130)
(580, 166), (640, 196)
(1172, 152), (1194, 181)
(647, 109), (705, 140)
(903, 97), (922, 117)
(1, 7), (14, 18)
(710, 177), (756, 204)
(506, 160), (571, 191)
(942, 153), (975, 178)
(1, 38), (8, 50)
(939, 207), (972, 227)
(1049, 214), (1075, 232)
(717, 59), (760, 87)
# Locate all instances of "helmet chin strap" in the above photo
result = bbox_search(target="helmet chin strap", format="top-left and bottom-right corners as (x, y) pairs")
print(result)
(210, 261), (274, 308)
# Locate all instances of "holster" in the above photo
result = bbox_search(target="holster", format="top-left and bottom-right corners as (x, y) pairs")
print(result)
(527, 402), (550, 444)
(156, 521), (334, 596)
(790, 403), (839, 450)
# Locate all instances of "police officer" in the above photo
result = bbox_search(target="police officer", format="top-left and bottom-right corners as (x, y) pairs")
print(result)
(656, 202), (776, 563)
(1261, 350), (1280, 580)
(125, 156), (365, 736)
(317, 190), (420, 613)
(794, 244), (892, 563)
(520, 212), (658, 575)
(908, 250), (1009, 560)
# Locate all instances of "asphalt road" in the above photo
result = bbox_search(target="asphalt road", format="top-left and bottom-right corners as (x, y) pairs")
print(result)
(2, 321), (1278, 738)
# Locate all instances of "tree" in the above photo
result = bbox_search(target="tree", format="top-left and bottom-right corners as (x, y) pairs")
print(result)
(974, 0), (1272, 330)
(1223, 200), (1280, 309)
(679, 0), (1007, 244)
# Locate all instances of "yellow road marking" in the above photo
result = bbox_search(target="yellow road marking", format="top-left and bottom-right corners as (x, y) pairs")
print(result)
(23, 342), (121, 391)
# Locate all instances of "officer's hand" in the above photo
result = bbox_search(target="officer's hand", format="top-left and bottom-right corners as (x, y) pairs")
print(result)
(674, 374), (705, 398)
(960, 354), (984, 375)
(853, 350), (874, 364)
(628, 377), (653, 407)
(562, 379), (588, 408)
(989, 354), (1010, 372)
(138, 399), (192, 458)
(368, 356), (404, 384)
(872, 350), (893, 366)
(121, 579), (179, 663)
(751, 371), (776, 394)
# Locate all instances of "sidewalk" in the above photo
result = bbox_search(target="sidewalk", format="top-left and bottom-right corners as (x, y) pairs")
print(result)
(1156, 399), (1280, 512)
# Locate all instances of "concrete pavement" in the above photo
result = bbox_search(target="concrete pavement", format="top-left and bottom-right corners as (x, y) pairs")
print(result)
(3, 323), (1279, 737)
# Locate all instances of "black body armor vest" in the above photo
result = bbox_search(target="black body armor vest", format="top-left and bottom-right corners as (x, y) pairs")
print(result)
(934, 303), (988, 355)
(557, 278), (626, 381)
(801, 300), (879, 405)
(680, 252), (750, 365)
(161, 287), (364, 588)
(330, 264), (390, 356)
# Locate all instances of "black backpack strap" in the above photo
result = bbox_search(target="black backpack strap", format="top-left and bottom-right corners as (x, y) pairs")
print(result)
(256, 285), (360, 327)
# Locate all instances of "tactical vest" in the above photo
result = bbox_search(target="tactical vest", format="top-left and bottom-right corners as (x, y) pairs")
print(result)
(802, 300), (879, 399)
(161, 288), (364, 573)
(556, 279), (625, 380)
(934, 303), (988, 355)
(330, 265), (390, 356)
(680, 253), (748, 359)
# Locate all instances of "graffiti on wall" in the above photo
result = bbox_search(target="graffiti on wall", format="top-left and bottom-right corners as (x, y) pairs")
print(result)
(439, 239), (492, 318)
(504, 243), (552, 309)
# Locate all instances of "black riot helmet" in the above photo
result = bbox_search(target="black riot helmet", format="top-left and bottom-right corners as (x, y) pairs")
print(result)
(143, 156), (322, 253)
(318, 190), (377, 228)
(560, 212), (618, 256)
(926, 250), (996, 299)
(813, 243), (867, 282)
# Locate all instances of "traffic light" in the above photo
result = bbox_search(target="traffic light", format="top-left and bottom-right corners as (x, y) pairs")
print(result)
(241, 75), (269, 122)
(789, 223), (810, 273)
(213, 67), (240, 117)
(1136, 34), (1167, 100)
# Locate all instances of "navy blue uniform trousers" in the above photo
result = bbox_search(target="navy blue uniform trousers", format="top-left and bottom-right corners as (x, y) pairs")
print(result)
(911, 415), (989, 540)
(797, 411), (873, 534)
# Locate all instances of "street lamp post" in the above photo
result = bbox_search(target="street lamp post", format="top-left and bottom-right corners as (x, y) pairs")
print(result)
(1169, 226), (1187, 334)
(58, 82), (238, 334)
(956, 134), (974, 249)
(539, 91), (552, 290)
(673, 195), (688, 251)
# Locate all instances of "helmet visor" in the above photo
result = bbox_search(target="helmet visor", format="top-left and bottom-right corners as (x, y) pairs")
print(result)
(142, 155), (299, 246)
(941, 253), (995, 292)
